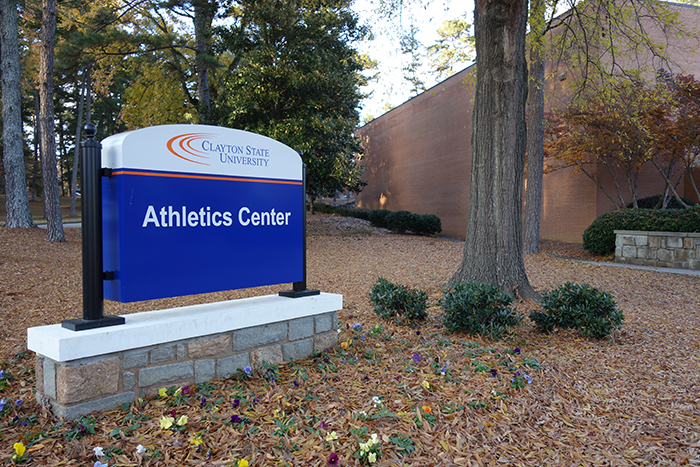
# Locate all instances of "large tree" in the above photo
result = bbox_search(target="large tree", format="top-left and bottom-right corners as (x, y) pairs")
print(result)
(39, 0), (65, 241)
(1, 0), (35, 228)
(451, 0), (538, 300)
(214, 0), (367, 205)
(522, 0), (546, 254)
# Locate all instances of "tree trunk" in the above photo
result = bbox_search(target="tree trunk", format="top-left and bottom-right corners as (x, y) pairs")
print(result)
(523, 0), (545, 254)
(1, 0), (36, 228)
(70, 75), (85, 217)
(688, 164), (700, 202)
(39, 0), (65, 242)
(651, 159), (689, 208)
(85, 64), (92, 124)
(32, 91), (41, 200)
(193, 1), (213, 121)
(451, 0), (538, 301)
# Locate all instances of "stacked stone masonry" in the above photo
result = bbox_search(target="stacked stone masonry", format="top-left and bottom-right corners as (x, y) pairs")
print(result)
(35, 312), (338, 419)
(614, 230), (700, 270)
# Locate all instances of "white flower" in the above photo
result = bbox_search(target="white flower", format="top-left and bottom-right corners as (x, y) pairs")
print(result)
(372, 396), (382, 407)
(326, 431), (338, 442)
(358, 410), (367, 417)
(368, 452), (377, 463)
(136, 444), (146, 454)
(370, 433), (379, 445)
(93, 446), (104, 457)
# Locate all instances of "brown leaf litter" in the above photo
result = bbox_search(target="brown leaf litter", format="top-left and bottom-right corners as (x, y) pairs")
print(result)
(0, 213), (698, 466)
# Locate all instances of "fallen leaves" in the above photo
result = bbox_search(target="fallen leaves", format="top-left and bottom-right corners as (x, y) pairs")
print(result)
(0, 215), (699, 465)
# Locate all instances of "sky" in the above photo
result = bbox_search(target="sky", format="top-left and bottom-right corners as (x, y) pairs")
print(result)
(351, 0), (475, 122)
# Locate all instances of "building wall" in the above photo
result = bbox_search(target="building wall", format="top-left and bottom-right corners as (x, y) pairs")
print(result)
(356, 3), (700, 243)
(357, 69), (475, 239)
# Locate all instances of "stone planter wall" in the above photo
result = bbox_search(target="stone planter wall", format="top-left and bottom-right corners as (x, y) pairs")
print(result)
(614, 230), (700, 270)
(28, 293), (341, 420)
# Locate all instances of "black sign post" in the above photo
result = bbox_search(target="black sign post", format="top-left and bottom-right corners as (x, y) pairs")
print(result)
(62, 124), (125, 331)
(279, 164), (320, 298)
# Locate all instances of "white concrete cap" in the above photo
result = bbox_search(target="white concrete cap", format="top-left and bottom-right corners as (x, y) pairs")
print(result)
(27, 293), (342, 362)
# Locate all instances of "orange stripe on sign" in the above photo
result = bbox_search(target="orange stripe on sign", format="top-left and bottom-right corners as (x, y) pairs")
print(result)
(111, 170), (303, 185)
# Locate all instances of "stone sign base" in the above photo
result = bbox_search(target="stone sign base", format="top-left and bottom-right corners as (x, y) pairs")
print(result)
(27, 293), (342, 420)
(615, 230), (700, 270)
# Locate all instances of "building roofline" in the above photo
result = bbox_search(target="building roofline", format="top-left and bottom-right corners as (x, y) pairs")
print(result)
(358, 0), (699, 129)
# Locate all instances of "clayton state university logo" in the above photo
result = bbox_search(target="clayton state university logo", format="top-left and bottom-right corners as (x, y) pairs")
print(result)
(167, 132), (271, 167)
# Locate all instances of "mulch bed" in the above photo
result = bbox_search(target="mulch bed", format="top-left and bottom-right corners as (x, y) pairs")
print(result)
(0, 214), (698, 466)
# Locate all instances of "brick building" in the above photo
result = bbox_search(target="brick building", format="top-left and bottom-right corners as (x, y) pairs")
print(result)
(355, 2), (700, 243)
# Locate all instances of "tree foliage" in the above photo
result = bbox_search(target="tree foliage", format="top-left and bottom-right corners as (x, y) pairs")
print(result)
(119, 60), (197, 129)
(660, 72), (700, 202)
(400, 24), (425, 96)
(1, 0), (369, 220)
(427, 16), (474, 79)
(545, 74), (700, 209)
(212, 0), (367, 201)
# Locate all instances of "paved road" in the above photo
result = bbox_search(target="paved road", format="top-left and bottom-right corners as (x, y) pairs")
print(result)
(37, 222), (81, 229)
(550, 254), (700, 277)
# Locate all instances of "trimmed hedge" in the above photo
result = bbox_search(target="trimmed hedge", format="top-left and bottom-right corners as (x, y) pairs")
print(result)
(313, 203), (442, 236)
(583, 206), (700, 256)
(627, 194), (696, 210)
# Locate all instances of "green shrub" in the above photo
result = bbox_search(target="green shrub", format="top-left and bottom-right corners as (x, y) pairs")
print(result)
(415, 214), (442, 236)
(676, 206), (700, 232)
(312, 205), (443, 237)
(369, 277), (428, 324)
(350, 208), (372, 221)
(582, 207), (700, 255)
(386, 210), (419, 233)
(530, 282), (623, 339)
(310, 202), (336, 214)
(627, 194), (696, 210)
(439, 282), (522, 340)
(368, 209), (391, 229)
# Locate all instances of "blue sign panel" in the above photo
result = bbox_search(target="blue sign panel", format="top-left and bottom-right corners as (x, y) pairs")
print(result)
(101, 125), (304, 302)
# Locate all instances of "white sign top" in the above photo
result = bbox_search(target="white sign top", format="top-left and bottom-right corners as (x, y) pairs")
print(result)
(101, 124), (302, 181)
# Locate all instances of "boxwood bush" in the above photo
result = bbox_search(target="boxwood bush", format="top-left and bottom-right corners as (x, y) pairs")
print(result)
(414, 214), (442, 236)
(369, 277), (428, 324)
(583, 206), (700, 256)
(386, 210), (418, 233)
(368, 209), (392, 229)
(530, 282), (623, 339)
(440, 282), (522, 340)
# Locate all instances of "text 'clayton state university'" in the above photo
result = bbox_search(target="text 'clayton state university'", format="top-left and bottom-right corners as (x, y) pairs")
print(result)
(141, 205), (292, 228)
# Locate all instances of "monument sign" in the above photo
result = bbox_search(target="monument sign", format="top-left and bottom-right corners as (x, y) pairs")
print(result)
(101, 125), (304, 302)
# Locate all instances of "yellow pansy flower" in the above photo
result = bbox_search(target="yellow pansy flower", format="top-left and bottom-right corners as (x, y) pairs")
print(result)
(13, 442), (26, 457)
(160, 415), (174, 429)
